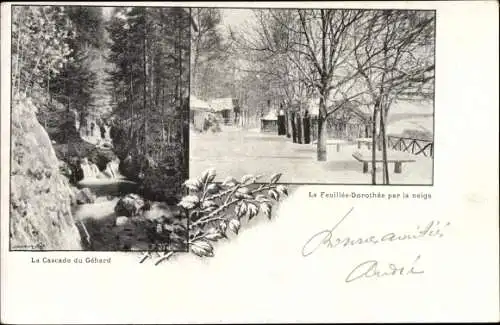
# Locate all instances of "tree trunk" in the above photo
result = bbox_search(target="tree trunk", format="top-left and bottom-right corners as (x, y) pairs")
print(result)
(14, 9), (23, 96)
(129, 65), (134, 138)
(291, 111), (297, 143)
(317, 115), (327, 161)
(303, 114), (311, 144)
(47, 71), (51, 103)
(161, 86), (165, 151)
(143, 13), (149, 155)
(297, 114), (303, 144)
(381, 105), (390, 184)
(371, 107), (378, 184)
(317, 92), (328, 161)
(285, 107), (291, 138)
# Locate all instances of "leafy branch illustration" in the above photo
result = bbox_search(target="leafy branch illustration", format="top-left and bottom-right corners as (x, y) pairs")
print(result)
(139, 168), (288, 265)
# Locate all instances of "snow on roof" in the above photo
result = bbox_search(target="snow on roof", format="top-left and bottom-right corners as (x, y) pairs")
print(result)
(209, 98), (234, 112)
(190, 96), (212, 111)
(261, 110), (278, 120)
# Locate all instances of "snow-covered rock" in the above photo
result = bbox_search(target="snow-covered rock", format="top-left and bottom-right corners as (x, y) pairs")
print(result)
(75, 188), (97, 205)
(114, 193), (145, 217)
(10, 97), (82, 250)
(115, 216), (129, 226)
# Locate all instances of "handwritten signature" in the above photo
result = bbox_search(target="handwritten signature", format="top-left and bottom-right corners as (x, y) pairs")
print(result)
(345, 255), (424, 283)
(301, 207), (450, 257)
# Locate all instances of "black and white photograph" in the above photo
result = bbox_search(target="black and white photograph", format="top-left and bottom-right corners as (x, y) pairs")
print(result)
(1, 2), (499, 324)
(9, 5), (191, 251)
(189, 8), (435, 185)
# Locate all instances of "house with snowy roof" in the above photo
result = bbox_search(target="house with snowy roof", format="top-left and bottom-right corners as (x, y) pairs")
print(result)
(209, 98), (240, 125)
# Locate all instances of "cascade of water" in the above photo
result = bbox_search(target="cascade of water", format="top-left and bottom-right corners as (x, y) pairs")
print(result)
(90, 163), (100, 177)
(104, 125), (111, 141)
(80, 158), (102, 179)
(81, 163), (93, 179)
(103, 159), (121, 179)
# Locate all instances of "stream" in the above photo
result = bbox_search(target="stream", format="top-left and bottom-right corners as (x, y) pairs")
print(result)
(73, 160), (182, 251)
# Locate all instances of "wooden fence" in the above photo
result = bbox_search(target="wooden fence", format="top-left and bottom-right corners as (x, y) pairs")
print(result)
(387, 136), (434, 157)
(310, 117), (370, 142)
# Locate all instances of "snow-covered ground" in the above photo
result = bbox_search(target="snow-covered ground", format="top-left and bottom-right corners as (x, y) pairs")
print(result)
(387, 116), (433, 135)
(190, 126), (433, 185)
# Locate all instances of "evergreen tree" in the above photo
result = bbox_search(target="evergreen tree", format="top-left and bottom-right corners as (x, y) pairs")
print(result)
(107, 7), (190, 201)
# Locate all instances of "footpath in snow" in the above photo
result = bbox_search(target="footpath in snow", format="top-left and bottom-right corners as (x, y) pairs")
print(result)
(190, 126), (433, 185)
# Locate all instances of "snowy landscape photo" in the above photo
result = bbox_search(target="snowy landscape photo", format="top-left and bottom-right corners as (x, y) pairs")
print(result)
(9, 5), (191, 251)
(189, 8), (435, 185)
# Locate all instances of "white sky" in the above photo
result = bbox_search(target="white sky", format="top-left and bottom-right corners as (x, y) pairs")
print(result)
(221, 8), (255, 32)
(102, 7), (114, 20)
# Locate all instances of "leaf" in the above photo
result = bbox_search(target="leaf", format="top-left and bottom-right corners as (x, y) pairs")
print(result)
(190, 239), (214, 257)
(235, 192), (254, 200)
(222, 176), (238, 187)
(201, 168), (216, 183)
(206, 183), (219, 194)
(237, 187), (251, 195)
(260, 202), (272, 220)
(238, 201), (248, 218)
(219, 220), (228, 234)
(204, 228), (224, 241)
(241, 174), (255, 184)
(178, 195), (200, 210)
(255, 194), (272, 203)
(201, 200), (218, 209)
(228, 218), (241, 235)
(247, 202), (258, 220)
(268, 189), (280, 201)
(235, 187), (253, 200)
(189, 210), (201, 221)
(270, 173), (282, 184)
(276, 185), (288, 196)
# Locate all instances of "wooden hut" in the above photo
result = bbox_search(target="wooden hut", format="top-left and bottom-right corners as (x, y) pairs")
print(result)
(190, 96), (212, 132)
(260, 110), (278, 133)
(210, 98), (236, 125)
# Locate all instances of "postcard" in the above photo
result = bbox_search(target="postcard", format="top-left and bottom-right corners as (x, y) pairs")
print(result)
(1, 1), (498, 324)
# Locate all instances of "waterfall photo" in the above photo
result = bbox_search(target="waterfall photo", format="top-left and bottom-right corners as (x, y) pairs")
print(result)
(9, 5), (191, 251)
(189, 8), (435, 185)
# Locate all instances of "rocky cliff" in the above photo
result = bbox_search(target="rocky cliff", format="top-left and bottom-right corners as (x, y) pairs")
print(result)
(10, 97), (82, 250)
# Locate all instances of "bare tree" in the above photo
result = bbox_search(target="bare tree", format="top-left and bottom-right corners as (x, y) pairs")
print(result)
(353, 10), (435, 184)
(239, 9), (367, 161)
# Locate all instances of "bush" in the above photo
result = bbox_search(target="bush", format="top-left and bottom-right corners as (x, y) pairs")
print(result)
(203, 113), (222, 133)
(139, 169), (288, 264)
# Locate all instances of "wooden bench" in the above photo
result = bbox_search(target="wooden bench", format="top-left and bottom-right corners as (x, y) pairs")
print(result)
(312, 139), (350, 152)
(352, 150), (416, 174)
